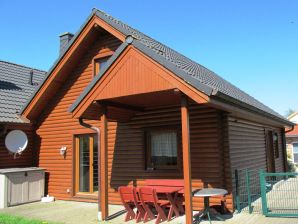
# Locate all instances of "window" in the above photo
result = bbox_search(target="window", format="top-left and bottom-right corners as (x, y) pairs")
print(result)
(94, 57), (109, 76)
(293, 143), (298, 164)
(146, 129), (179, 170)
(75, 134), (98, 194)
(273, 132), (279, 159)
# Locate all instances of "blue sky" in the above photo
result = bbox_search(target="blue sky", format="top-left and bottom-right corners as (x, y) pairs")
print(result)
(0, 0), (297, 116)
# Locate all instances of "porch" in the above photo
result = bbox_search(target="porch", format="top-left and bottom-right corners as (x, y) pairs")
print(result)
(0, 200), (296, 224)
(77, 89), (232, 223)
(68, 43), (233, 223)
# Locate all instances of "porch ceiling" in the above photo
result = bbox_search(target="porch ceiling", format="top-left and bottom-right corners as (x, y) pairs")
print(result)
(81, 89), (184, 121)
(100, 89), (181, 108)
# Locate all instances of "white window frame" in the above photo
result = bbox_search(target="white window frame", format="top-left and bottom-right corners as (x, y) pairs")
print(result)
(292, 142), (298, 164)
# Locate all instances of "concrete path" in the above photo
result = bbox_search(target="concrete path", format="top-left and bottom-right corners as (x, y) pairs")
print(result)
(1, 200), (298, 224)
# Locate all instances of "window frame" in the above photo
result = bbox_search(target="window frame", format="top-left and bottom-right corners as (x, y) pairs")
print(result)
(92, 51), (113, 77)
(273, 131), (279, 159)
(145, 126), (181, 171)
(292, 142), (298, 164)
(74, 134), (98, 196)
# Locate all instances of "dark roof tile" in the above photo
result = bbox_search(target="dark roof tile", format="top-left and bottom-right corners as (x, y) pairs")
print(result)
(0, 60), (46, 123)
(92, 9), (287, 122)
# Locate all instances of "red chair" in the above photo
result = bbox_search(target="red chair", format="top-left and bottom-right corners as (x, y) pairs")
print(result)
(119, 186), (145, 222)
(133, 188), (146, 223)
(139, 187), (169, 224)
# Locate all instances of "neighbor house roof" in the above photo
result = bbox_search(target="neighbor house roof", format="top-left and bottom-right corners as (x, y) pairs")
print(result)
(286, 125), (298, 137)
(0, 60), (46, 123)
(20, 8), (292, 126)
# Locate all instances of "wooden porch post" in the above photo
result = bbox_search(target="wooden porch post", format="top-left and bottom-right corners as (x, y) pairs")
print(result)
(181, 95), (193, 224)
(100, 106), (108, 219)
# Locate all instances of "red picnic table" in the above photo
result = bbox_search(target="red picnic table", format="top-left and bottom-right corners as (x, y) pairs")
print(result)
(138, 185), (184, 220)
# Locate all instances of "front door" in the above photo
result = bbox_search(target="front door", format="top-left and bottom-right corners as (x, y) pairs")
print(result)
(265, 130), (275, 173)
(75, 134), (98, 195)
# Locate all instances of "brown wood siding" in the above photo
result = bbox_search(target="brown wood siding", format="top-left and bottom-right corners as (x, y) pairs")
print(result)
(228, 118), (286, 173)
(228, 118), (267, 172)
(0, 125), (34, 168)
(107, 104), (232, 210)
(35, 34), (121, 199)
(228, 117), (286, 197)
(97, 48), (175, 100)
(34, 31), (232, 210)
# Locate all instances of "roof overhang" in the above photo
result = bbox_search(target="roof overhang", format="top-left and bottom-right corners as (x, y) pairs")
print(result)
(20, 11), (126, 121)
(209, 93), (294, 128)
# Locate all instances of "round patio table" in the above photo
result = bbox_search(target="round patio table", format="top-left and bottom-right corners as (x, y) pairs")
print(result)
(193, 188), (228, 224)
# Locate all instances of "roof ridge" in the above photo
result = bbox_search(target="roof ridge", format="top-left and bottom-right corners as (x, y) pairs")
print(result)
(93, 9), (285, 117)
(0, 59), (47, 73)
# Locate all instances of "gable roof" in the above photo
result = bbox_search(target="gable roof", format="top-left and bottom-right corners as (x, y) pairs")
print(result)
(69, 9), (292, 126)
(0, 60), (46, 123)
(20, 8), (292, 126)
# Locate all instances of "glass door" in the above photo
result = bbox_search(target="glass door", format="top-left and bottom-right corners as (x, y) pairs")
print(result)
(75, 134), (98, 194)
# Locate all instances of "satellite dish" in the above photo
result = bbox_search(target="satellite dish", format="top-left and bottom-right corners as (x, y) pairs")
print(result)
(5, 130), (28, 157)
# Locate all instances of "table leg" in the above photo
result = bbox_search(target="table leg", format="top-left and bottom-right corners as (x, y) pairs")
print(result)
(167, 192), (180, 221)
(204, 197), (212, 224)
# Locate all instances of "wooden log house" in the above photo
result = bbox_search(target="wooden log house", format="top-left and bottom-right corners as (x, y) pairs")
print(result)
(17, 9), (293, 223)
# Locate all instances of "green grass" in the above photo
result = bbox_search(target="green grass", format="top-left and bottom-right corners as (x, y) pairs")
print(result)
(0, 214), (60, 224)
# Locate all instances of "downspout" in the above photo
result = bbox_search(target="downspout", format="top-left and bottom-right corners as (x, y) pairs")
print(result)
(78, 118), (102, 220)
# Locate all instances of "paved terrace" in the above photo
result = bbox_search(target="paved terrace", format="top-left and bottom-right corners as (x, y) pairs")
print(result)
(1, 200), (298, 224)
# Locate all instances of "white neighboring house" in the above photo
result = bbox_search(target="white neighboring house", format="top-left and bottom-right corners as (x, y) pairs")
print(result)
(286, 112), (298, 164)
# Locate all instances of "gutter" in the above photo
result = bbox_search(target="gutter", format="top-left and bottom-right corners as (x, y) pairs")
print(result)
(78, 118), (102, 220)
(285, 126), (295, 133)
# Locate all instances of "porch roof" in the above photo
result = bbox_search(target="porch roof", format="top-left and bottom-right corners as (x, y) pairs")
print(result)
(68, 9), (291, 126)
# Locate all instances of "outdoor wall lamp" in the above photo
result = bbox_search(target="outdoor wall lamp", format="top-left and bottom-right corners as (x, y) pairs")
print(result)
(60, 146), (67, 157)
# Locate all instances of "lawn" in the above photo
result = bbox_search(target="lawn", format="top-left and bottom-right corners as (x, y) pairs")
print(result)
(0, 214), (60, 224)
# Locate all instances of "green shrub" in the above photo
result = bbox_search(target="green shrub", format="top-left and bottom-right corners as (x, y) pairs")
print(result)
(287, 159), (297, 173)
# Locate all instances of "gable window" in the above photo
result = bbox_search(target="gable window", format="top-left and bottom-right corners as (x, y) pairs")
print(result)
(273, 132), (279, 159)
(293, 143), (298, 164)
(146, 129), (179, 170)
(94, 57), (109, 76)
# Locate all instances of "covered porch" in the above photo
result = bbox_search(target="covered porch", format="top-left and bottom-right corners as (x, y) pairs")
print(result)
(69, 43), (232, 223)
(77, 88), (232, 223)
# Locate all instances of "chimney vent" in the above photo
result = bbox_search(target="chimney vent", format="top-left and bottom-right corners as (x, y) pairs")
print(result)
(59, 32), (74, 55)
(28, 70), (34, 85)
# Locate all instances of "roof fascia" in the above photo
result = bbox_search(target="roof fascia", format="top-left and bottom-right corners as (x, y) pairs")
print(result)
(20, 12), (126, 119)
